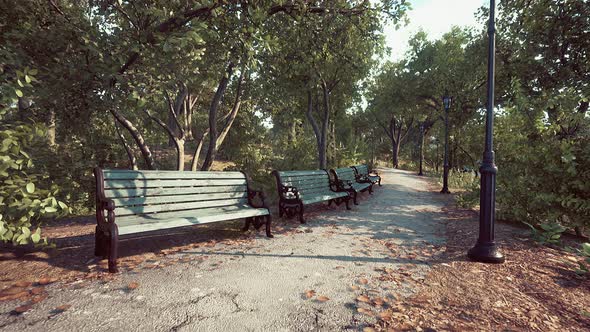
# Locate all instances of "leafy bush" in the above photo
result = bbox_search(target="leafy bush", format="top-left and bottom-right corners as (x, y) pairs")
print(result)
(575, 243), (590, 275)
(0, 68), (69, 245)
(524, 222), (567, 245)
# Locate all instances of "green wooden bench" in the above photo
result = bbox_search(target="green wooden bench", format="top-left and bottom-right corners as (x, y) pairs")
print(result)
(330, 167), (373, 205)
(94, 168), (272, 273)
(352, 164), (382, 186)
(271, 170), (351, 223)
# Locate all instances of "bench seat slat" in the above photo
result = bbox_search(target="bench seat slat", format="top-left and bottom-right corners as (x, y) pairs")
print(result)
(114, 198), (249, 216)
(104, 185), (247, 198)
(301, 192), (348, 205)
(104, 178), (247, 189)
(103, 170), (246, 180)
(116, 207), (269, 235)
(110, 192), (248, 207)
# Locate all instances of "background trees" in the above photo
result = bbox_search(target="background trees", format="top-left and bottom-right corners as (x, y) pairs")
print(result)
(1, 0), (588, 243)
(364, 0), (589, 235)
(0, 0), (409, 243)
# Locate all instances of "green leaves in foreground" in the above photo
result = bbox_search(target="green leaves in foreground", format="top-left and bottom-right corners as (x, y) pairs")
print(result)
(0, 69), (69, 246)
(524, 222), (567, 245)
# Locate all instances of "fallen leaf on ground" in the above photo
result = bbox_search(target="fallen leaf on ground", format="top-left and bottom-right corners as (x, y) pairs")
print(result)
(30, 287), (45, 295)
(373, 297), (385, 306)
(317, 295), (330, 302)
(52, 304), (71, 314)
(31, 295), (48, 304)
(363, 327), (376, 332)
(37, 277), (55, 285)
(359, 278), (368, 285)
(305, 290), (316, 299)
(15, 281), (32, 288)
(357, 295), (371, 303)
(127, 282), (140, 290)
(0, 288), (30, 301)
(378, 311), (392, 320)
(358, 308), (375, 316)
(13, 304), (32, 315)
(350, 285), (360, 291)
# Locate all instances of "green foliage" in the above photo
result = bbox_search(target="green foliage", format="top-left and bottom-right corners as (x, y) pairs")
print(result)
(575, 243), (590, 275)
(0, 71), (69, 245)
(524, 222), (567, 245)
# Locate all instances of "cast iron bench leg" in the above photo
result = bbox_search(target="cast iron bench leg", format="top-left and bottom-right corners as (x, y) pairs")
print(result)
(265, 215), (273, 238)
(108, 224), (119, 273)
(94, 226), (107, 257)
(345, 197), (351, 210)
(243, 217), (252, 231)
(298, 202), (305, 224)
(353, 191), (359, 205)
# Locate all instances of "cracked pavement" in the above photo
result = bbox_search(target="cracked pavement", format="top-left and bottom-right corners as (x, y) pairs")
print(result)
(0, 169), (445, 331)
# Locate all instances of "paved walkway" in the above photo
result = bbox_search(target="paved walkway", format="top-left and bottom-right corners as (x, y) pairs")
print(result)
(0, 169), (447, 331)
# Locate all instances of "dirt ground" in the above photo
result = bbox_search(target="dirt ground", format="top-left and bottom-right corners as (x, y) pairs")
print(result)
(0, 171), (588, 331)
(371, 192), (590, 331)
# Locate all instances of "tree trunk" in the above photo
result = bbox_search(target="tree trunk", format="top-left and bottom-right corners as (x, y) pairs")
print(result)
(110, 109), (156, 170)
(114, 120), (138, 170)
(175, 138), (185, 171)
(392, 141), (400, 168)
(215, 68), (245, 149)
(191, 130), (209, 171)
(319, 80), (330, 169)
(201, 62), (234, 171)
(306, 89), (322, 161)
(47, 109), (56, 147)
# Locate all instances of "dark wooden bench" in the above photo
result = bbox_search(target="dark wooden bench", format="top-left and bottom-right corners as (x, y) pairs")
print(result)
(330, 167), (373, 205)
(94, 168), (272, 272)
(271, 170), (351, 223)
(352, 164), (382, 186)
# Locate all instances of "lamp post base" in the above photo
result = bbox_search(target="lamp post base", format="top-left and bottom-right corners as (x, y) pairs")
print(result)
(468, 242), (505, 263)
(440, 188), (450, 194)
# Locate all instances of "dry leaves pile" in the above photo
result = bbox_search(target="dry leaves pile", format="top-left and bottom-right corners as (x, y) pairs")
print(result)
(371, 207), (590, 331)
(0, 278), (57, 315)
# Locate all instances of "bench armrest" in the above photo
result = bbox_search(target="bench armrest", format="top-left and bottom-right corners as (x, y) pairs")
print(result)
(248, 190), (269, 209)
(355, 174), (371, 183)
(330, 179), (351, 192)
(97, 198), (116, 225)
(280, 185), (300, 201)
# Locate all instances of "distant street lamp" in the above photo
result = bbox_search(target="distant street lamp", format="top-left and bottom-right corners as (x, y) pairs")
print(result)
(468, 0), (505, 263)
(440, 94), (452, 194)
(418, 122), (425, 176)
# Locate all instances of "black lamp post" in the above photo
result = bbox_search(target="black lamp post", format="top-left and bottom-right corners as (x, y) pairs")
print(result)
(418, 122), (425, 176)
(440, 94), (452, 194)
(468, 0), (505, 263)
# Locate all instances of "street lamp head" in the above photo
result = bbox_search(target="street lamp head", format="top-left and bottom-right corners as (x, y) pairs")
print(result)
(443, 95), (452, 111)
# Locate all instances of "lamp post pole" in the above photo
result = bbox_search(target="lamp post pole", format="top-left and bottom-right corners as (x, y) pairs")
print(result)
(418, 123), (425, 176)
(441, 95), (451, 194)
(468, 0), (504, 263)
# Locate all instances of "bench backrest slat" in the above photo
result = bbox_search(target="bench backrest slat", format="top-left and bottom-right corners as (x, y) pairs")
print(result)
(331, 167), (357, 183)
(274, 170), (332, 197)
(102, 169), (247, 180)
(104, 185), (247, 198)
(98, 169), (251, 218)
(354, 165), (369, 176)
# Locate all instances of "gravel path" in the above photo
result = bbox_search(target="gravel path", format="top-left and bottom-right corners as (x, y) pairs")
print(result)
(0, 168), (447, 332)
